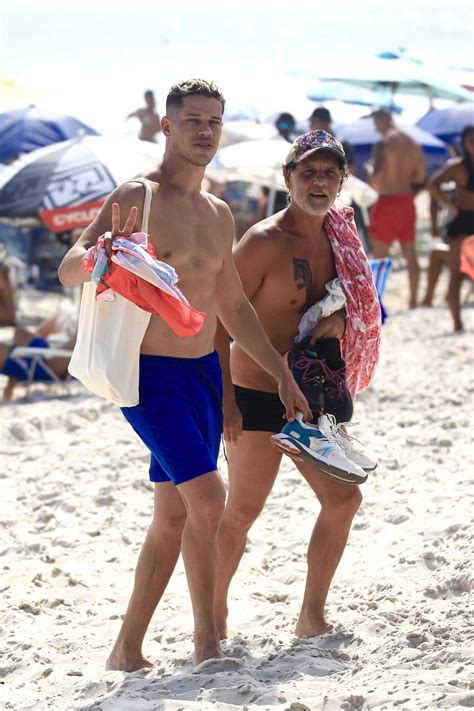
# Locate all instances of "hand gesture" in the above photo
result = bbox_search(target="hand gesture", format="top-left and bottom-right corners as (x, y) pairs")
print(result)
(104, 203), (138, 256)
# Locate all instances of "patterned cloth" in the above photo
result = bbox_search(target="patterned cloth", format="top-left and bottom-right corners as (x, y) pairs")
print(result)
(82, 232), (206, 338)
(323, 206), (381, 397)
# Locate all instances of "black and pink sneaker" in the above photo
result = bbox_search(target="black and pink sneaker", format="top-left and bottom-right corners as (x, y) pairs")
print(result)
(287, 337), (353, 424)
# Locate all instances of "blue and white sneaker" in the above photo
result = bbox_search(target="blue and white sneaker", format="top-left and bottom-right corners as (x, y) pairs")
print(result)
(271, 413), (367, 485)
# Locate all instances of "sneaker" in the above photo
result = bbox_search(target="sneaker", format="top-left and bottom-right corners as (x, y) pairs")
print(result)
(323, 414), (377, 472)
(271, 413), (367, 485)
(288, 337), (353, 423)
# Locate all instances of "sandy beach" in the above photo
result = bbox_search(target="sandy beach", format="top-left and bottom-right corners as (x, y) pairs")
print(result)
(1, 265), (473, 711)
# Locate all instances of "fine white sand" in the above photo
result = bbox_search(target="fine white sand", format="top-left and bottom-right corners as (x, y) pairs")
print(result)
(1, 266), (473, 711)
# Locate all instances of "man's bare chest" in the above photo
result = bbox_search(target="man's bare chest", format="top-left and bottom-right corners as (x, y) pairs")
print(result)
(260, 240), (337, 315)
(147, 210), (224, 274)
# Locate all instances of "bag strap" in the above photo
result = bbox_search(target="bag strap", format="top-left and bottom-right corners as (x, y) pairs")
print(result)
(131, 177), (153, 233)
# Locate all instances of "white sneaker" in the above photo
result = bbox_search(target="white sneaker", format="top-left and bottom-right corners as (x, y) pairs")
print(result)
(322, 414), (377, 472)
(271, 413), (367, 485)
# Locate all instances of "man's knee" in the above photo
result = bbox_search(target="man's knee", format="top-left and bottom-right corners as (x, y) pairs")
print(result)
(223, 497), (264, 532)
(152, 509), (187, 542)
(321, 485), (362, 520)
(183, 481), (226, 530)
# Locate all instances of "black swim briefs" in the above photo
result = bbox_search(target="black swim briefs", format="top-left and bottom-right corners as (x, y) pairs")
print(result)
(446, 210), (474, 239)
(234, 385), (286, 434)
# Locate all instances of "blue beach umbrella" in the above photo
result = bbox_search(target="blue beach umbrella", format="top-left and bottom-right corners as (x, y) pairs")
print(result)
(334, 117), (449, 178)
(0, 105), (99, 162)
(307, 80), (402, 113)
(317, 56), (474, 104)
(416, 102), (474, 144)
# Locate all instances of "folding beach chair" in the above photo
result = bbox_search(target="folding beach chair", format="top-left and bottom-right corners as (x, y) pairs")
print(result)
(6, 344), (74, 396)
(369, 257), (392, 323)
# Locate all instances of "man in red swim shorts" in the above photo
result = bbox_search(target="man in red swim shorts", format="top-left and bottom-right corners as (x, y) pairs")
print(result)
(367, 108), (426, 308)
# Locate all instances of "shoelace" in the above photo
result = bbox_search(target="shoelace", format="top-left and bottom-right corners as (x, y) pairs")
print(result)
(324, 414), (366, 450)
(293, 353), (348, 399)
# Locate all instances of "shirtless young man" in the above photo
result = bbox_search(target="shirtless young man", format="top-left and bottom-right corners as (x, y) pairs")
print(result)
(214, 130), (380, 640)
(127, 90), (162, 142)
(367, 108), (426, 308)
(58, 79), (310, 672)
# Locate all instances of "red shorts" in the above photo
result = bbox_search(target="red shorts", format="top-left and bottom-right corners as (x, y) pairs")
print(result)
(369, 194), (416, 245)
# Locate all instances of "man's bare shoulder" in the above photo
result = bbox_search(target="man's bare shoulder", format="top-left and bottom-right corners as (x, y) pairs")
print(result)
(235, 213), (285, 255)
(245, 213), (283, 239)
(206, 191), (231, 212)
(136, 168), (162, 183)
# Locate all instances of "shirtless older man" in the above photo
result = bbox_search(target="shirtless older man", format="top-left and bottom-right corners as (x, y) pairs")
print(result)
(214, 130), (380, 640)
(367, 108), (426, 308)
(58, 79), (310, 671)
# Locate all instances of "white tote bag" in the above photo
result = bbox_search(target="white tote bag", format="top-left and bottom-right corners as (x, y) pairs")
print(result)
(68, 179), (152, 407)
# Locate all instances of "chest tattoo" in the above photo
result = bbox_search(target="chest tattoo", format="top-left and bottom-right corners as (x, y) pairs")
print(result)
(293, 258), (314, 314)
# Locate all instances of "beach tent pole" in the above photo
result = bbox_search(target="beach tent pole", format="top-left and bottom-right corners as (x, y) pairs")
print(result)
(265, 188), (277, 217)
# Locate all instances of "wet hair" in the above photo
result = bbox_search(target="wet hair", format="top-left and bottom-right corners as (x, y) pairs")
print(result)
(166, 79), (225, 114)
(461, 124), (474, 183)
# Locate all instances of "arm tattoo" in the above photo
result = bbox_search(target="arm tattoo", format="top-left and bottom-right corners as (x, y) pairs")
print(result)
(293, 258), (313, 314)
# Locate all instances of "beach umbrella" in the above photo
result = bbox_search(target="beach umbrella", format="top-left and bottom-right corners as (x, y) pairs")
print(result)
(317, 56), (474, 104)
(0, 135), (164, 232)
(0, 105), (99, 162)
(220, 120), (279, 147)
(336, 118), (448, 151)
(334, 117), (449, 178)
(307, 80), (402, 112)
(416, 103), (474, 144)
(207, 139), (289, 190)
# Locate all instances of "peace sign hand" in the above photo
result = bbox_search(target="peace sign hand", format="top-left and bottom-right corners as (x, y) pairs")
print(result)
(103, 203), (138, 256)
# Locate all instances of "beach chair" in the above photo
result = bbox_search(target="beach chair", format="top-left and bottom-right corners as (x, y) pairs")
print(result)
(6, 343), (74, 396)
(369, 257), (392, 323)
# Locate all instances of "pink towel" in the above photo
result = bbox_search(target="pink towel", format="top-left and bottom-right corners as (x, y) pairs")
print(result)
(324, 206), (381, 397)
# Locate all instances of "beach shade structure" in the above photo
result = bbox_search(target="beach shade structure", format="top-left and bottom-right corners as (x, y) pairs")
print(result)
(369, 257), (392, 323)
(207, 138), (289, 191)
(0, 105), (100, 163)
(0, 135), (163, 232)
(334, 117), (449, 178)
(307, 80), (402, 112)
(220, 120), (279, 148)
(416, 103), (474, 144)
(316, 56), (474, 104)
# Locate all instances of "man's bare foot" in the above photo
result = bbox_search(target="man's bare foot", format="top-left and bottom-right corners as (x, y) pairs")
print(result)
(214, 605), (228, 640)
(106, 644), (153, 672)
(193, 634), (223, 667)
(409, 299), (418, 310)
(294, 617), (334, 638)
(421, 298), (432, 307)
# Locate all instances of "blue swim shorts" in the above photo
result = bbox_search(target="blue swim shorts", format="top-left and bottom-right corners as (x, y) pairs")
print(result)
(1, 338), (54, 382)
(121, 351), (223, 485)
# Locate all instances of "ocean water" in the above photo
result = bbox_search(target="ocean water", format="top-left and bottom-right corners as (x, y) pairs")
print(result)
(1, 0), (473, 133)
